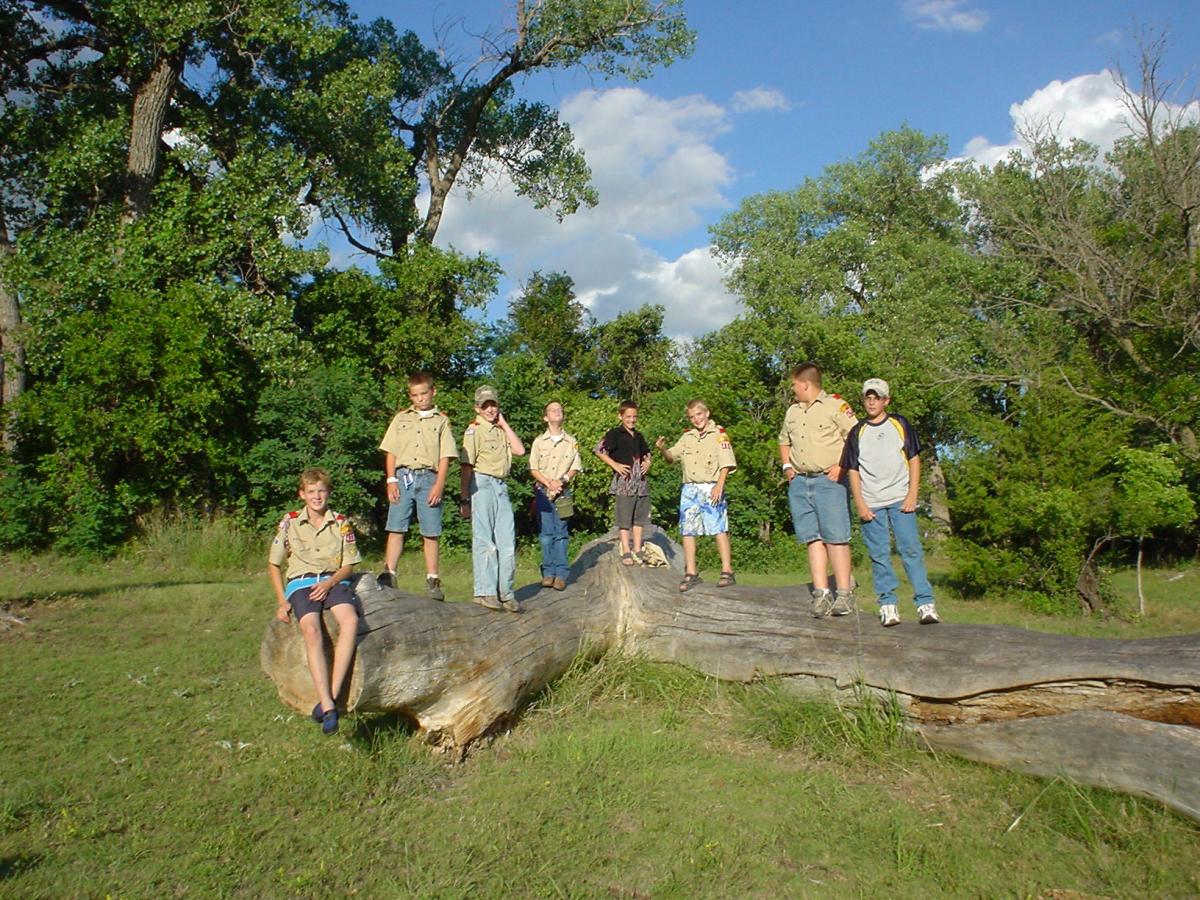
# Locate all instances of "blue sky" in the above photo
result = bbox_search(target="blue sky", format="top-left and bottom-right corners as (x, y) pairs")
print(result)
(343, 0), (1200, 336)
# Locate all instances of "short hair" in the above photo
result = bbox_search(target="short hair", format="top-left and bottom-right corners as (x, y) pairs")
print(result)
(790, 362), (822, 387)
(685, 398), (709, 413)
(298, 468), (332, 491)
(543, 399), (563, 415)
(407, 371), (434, 389)
(618, 400), (638, 414)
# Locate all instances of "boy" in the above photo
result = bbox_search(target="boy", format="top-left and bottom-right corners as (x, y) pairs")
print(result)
(778, 362), (858, 618)
(655, 399), (737, 591)
(268, 468), (361, 735)
(458, 385), (526, 612)
(594, 400), (653, 565)
(528, 401), (583, 591)
(842, 378), (940, 626)
(377, 372), (456, 600)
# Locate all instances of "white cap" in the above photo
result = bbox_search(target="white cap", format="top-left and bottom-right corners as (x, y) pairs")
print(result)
(862, 378), (890, 398)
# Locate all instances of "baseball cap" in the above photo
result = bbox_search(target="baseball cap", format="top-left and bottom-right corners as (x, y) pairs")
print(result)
(474, 385), (499, 405)
(862, 378), (890, 398)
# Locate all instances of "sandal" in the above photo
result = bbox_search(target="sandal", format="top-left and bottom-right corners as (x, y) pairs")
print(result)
(679, 573), (702, 592)
(717, 571), (736, 588)
(620, 552), (635, 566)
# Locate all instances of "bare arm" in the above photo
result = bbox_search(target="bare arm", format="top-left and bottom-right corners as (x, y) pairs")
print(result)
(779, 444), (796, 481)
(385, 451), (399, 503)
(429, 456), (450, 506)
(902, 455), (921, 513)
(459, 461), (473, 518)
(268, 562), (289, 622)
(848, 469), (874, 522)
(497, 413), (525, 456)
(711, 465), (731, 502)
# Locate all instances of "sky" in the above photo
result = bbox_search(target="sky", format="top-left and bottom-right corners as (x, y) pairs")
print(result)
(339, 0), (1200, 338)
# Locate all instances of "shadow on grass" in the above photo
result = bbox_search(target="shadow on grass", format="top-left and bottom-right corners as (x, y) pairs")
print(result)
(2, 578), (234, 608)
(0, 852), (44, 880)
(349, 710), (419, 748)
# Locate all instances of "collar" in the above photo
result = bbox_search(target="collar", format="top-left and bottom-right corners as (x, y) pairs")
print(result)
(297, 509), (337, 529)
(407, 405), (440, 418)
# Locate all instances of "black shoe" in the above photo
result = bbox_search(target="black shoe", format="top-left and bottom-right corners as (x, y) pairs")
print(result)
(321, 707), (339, 735)
(378, 571), (395, 589)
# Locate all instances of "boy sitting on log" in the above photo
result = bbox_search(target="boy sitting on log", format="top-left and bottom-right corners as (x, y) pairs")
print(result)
(656, 399), (738, 591)
(267, 468), (362, 735)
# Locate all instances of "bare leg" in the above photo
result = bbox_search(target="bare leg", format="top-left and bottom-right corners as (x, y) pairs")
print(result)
(384, 531), (405, 573)
(827, 542), (852, 592)
(328, 603), (359, 701)
(618, 527), (631, 555)
(632, 524), (644, 554)
(715, 532), (732, 573)
(682, 535), (698, 574)
(422, 535), (440, 577)
(298, 612), (334, 712)
(807, 540), (829, 590)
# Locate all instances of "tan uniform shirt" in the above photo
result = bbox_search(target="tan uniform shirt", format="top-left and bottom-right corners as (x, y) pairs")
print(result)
(667, 423), (738, 483)
(460, 418), (512, 478)
(778, 392), (857, 473)
(378, 407), (456, 471)
(528, 431), (583, 482)
(268, 509), (362, 581)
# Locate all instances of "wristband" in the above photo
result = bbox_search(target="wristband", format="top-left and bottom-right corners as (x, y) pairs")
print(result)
(386, 476), (399, 484)
(782, 463), (794, 471)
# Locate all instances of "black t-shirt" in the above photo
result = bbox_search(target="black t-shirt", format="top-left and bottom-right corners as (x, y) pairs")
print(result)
(601, 426), (650, 466)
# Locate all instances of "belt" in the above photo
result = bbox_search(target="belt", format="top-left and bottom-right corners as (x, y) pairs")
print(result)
(289, 571), (335, 581)
(797, 470), (827, 477)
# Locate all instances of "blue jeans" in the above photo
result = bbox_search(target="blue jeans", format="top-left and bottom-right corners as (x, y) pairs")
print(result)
(535, 488), (570, 580)
(860, 502), (933, 609)
(469, 474), (516, 600)
(787, 473), (851, 544)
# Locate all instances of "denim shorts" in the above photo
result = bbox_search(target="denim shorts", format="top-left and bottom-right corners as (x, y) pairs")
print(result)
(787, 472), (851, 544)
(386, 467), (444, 536)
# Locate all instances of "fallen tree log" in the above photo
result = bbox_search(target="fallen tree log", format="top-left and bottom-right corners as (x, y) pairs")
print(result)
(262, 529), (1200, 820)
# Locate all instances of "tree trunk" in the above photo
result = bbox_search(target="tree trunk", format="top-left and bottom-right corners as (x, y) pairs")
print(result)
(1137, 536), (1146, 617)
(263, 530), (1200, 820)
(0, 207), (25, 450)
(122, 49), (185, 224)
(924, 451), (951, 535)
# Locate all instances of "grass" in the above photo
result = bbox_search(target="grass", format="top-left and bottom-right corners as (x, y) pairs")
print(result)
(2, 522), (1198, 897)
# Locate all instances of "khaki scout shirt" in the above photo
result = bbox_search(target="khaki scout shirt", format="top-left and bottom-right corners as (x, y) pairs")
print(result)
(778, 392), (857, 473)
(379, 407), (457, 471)
(460, 418), (512, 479)
(268, 509), (362, 582)
(667, 423), (738, 483)
(528, 431), (583, 483)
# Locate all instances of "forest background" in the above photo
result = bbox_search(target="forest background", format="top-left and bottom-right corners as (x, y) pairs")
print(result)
(1, 0), (1197, 616)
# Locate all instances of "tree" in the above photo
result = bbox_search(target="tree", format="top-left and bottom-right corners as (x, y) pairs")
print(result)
(590, 304), (680, 401)
(1113, 446), (1196, 615)
(495, 271), (595, 389)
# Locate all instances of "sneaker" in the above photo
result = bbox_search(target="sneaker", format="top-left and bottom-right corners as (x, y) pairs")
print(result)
(552, 577), (567, 591)
(879, 604), (900, 627)
(917, 603), (941, 624)
(377, 570), (396, 589)
(472, 594), (504, 611)
(426, 575), (445, 602)
(831, 589), (855, 617)
(810, 588), (833, 618)
(540, 576), (555, 588)
(500, 596), (524, 614)
(320, 707), (339, 735)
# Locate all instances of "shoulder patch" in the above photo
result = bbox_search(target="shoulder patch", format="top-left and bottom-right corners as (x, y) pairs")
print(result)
(839, 401), (856, 419)
(339, 518), (356, 544)
(464, 426), (475, 436)
(717, 426), (726, 433)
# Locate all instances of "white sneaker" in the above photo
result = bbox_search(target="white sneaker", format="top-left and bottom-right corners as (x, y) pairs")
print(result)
(810, 588), (833, 618)
(917, 603), (940, 624)
(879, 604), (900, 627)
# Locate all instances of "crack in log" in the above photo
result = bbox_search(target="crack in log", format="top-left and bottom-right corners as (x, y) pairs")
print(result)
(912, 681), (1200, 727)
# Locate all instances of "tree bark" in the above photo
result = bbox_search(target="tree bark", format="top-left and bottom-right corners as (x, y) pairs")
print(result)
(262, 530), (1200, 819)
(122, 49), (185, 223)
(0, 206), (25, 450)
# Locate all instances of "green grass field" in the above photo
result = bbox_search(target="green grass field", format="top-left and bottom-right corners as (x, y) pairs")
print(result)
(2, 527), (1199, 897)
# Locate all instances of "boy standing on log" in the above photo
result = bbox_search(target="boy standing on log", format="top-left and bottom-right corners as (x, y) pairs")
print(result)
(529, 401), (583, 591)
(842, 378), (940, 626)
(268, 468), (361, 735)
(778, 362), (858, 618)
(594, 400), (653, 566)
(656, 399), (738, 592)
(377, 372), (456, 600)
(458, 385), (526, 612)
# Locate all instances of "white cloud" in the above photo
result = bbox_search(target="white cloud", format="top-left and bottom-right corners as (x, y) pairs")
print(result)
(960, 71), (1133, 166)
(902, 0), (989, 33)
(432, 86), (742, 338)
(731, 87), (792, 114)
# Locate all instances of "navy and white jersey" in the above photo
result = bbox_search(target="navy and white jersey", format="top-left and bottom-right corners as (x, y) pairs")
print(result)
(841, 413), (921, 509)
